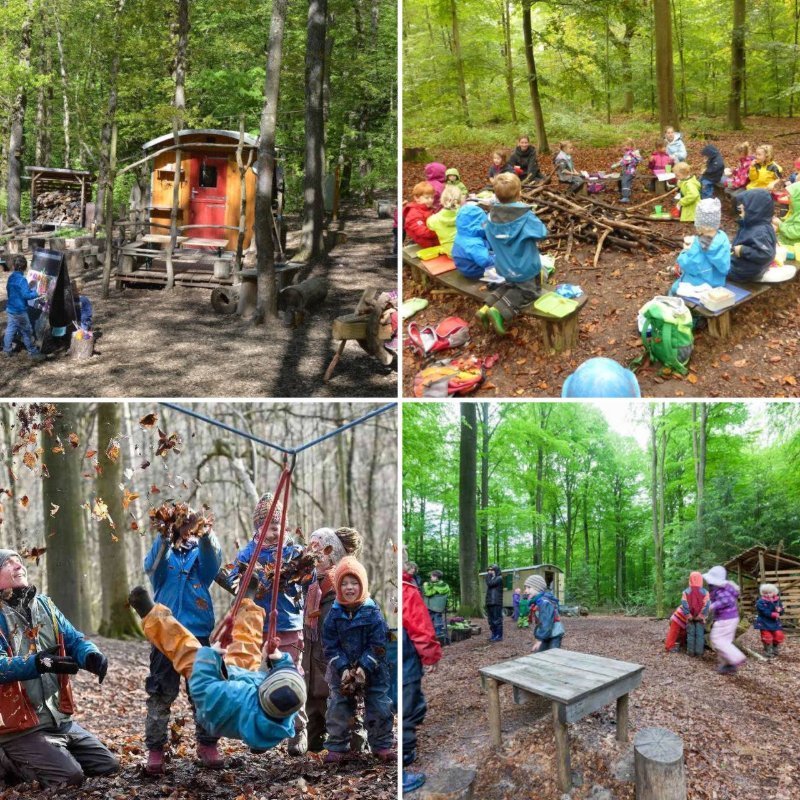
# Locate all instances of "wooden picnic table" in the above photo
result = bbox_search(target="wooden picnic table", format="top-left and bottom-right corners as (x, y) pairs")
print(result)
(141, 233), (188, 246)
(479, 648), (644, 792)
(682, 281), (773, 339)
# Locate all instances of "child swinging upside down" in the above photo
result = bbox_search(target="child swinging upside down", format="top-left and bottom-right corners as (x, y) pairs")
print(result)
(128, 584), (306, 752)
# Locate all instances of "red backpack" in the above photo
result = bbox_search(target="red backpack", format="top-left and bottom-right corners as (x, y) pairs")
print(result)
(407, 317), (470, 356)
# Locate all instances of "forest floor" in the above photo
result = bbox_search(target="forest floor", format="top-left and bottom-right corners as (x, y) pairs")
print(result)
(409, 615), (800, 800)
(0, 636), (396, 800)
(402, 116), (800, 398)
(1, 202), (397, 398)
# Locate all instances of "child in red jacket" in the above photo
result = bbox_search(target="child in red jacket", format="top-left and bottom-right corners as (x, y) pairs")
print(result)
(404, 182), (440, 248)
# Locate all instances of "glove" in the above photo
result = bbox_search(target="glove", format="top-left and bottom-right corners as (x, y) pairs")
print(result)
(35, 645), (79, 675)
(83, 651), (108, 684)
(771, 612), (780, 619)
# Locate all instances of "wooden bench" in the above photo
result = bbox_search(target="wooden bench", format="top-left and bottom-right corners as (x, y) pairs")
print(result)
(182, 237), (229, 257)
(403, 244), (587, 353)
(681, 281), (774, 339)
(479, 648), (644, 793)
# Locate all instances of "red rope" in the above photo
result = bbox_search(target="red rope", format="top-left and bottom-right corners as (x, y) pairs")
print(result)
(265, 463), (293, 654)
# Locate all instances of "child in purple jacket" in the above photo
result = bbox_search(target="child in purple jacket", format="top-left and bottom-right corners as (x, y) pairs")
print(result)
(703, 566), (745, 675)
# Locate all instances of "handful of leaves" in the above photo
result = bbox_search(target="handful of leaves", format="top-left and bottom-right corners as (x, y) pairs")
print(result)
(242, 549), (320, 593)
(149, 502), (213, 544)
(340, 666), (366, 698)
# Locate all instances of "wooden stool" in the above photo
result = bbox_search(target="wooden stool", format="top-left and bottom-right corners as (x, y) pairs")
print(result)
(418, 766), (477, 800)
(634, 727), (686, 800)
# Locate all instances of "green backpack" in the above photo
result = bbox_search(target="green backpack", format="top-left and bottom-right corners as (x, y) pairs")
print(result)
(633, 296), (694, 375)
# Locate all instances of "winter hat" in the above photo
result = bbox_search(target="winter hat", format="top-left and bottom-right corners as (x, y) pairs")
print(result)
(332, 556), (369, 605)
(695, 198), (721, 230)
(525, 575), (547, 594)
(257, 661), (307, 718)
(689, 571), (704, 588)
(702, 565), (727, 587)
(308, 527), (347, 566)
(252, 491), (284, 535)
(759, 583), (779, 597)
(0, 550), (21, 572)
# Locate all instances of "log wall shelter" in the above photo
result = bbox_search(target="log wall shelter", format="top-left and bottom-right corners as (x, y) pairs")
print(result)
(26, 167), (95, 227)
(724, 545), (800, 630)
(142, 129), (258, 252)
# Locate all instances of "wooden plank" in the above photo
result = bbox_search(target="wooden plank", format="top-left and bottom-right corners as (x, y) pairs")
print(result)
(182, 237), (229, 248)
(553, 702), (571, 792)
(559, 671), (643, 724)
(486, 678), (502, 747)
(141, 233), (188, 245)
(536, 648), (643, 677)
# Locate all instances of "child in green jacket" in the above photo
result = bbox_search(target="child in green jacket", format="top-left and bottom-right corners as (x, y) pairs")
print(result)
(422, 570), (451, 640)
(674, 162), (701, 223)
(426, 185), (463, 256)
(445, 168), (469, 199)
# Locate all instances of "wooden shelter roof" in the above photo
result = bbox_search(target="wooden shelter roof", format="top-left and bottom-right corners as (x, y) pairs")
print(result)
(141, 129), (258, 152)
(723, 545), (800, 577)
(25, 166), (95, 181)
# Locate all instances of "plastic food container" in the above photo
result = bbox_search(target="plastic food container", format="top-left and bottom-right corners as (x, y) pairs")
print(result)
(700, 287), (736, 312)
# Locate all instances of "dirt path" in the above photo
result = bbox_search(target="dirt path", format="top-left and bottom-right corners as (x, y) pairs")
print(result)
(402, 117), (800, 398)
(1, 204), (396, 398)
(0, 636), (396, 800)
(412, 615), (799, 800)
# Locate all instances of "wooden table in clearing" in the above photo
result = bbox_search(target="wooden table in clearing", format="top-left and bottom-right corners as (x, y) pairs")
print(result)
(479, 648), (644, 792)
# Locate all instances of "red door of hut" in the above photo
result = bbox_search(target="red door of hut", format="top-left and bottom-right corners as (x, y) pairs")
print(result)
(188, 157), (227, 243)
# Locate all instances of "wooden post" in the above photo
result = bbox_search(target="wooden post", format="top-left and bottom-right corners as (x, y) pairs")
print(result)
(101, 121), (117, 299)
(616, 693), (629, 742)
(486, 677), (502, 747)
(634, 727), (686, 800)
(552, 702), (571, 792)
(234, 118), (253, 281)
(706, 311), (731, 339)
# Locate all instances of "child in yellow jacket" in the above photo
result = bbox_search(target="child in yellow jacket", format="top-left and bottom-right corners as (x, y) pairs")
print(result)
(747, 144), (783, 190)
(673, 162), (701, 223)
(426, 185), (463, 256)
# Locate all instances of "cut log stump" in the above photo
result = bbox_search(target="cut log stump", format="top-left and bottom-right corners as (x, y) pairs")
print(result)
(418, 766), (477, 800)
(68, 335), (94, 360)
(280, 276), (329, 325)
(634, 727), (686, 800)
(211, 285), (240, 315)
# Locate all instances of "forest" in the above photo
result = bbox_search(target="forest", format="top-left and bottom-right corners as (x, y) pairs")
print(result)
(0, 401), (397, 799)
(403, 400), (800, 618)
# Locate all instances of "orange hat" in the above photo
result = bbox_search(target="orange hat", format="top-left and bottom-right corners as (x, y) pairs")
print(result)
(689, 571), (703, 588)
(332, 556), (369, 605)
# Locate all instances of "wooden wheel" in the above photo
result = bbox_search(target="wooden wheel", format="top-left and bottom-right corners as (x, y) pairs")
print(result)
(211, 285), (240, 315)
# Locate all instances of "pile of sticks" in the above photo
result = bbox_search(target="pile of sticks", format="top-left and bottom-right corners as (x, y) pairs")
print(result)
(522, 186), (684, 268)
(34, 189), (83, 224)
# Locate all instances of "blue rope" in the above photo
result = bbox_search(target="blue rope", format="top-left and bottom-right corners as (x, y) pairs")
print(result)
(160, 402), (396, 455)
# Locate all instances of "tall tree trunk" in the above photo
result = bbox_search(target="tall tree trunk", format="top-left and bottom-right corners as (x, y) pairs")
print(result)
(53, 9), (71, 168)
(521, 0), (549, 152)
(298, 0), (327, 265)
(6, 0), (34, 224)
(653, 0), (678, 129)
(605, 15), (612, 124)
(791, 0), (800, 117)
(450, 0), (471, 127)
(479, 404), (489, 572)
(649, 405), (666, 617)
(692, 403), (707, 552)
(35, 28), (51, 167)
(501, 0), (518, 123)
(96, 403), (140, 638)
(619, 23), (636, 113)
(43, 404), (92, 631)
(458, 405), (479, 616)
(100, 121), (117, 298)
(728, 0), (745, 129)
(671, 0), (687, 118)
(254, 0), (288, 323)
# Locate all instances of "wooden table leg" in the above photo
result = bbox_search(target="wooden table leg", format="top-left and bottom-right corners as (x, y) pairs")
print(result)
(486, 677), (502, 748)
(552, 702), (571, 792)
(323, 339), (347, 383)
(617, 693), (630, 742)
(707, 311), (731, 339)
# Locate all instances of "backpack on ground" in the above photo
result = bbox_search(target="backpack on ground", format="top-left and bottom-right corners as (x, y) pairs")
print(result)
(412, 356), (485, 397)
(632, 296), (694, 375)
(407, 316), (470, 356)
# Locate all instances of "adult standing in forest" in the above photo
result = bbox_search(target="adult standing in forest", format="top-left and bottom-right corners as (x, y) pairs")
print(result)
(506, 136), (544, 183)
(485, 564), (504, 642)
(0, 550), (118, 787)
(302, 526), (366, 753)
(142, 512), (223, 774)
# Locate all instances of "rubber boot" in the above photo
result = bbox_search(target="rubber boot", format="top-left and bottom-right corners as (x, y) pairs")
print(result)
(764, 643), (774, 659)
(374, 747), (396, 763)
(146, 749), (165, 775)
(773, 644), (781, 658)
(621, 186), (631, 204)
(532, 272), (544, 299)
(287, 729), (308, 757)
(487, 307), (507, 336)
(403, 771), (426, 793)
(324, 750), (348, 763)
(128, 586), (155, 618)
(197, 743), (224, 769)
(475, 305), (490, 331)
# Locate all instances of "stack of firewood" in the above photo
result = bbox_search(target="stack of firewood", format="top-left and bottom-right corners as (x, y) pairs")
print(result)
(34, 189), (83, 224)
(521, 186), (684, 267)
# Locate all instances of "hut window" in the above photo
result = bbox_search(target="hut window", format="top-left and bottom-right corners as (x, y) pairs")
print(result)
(199, 164), (218, 188)
(504, 573), (512, 590)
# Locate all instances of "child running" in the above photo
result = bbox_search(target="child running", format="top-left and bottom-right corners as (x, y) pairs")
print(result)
(703, 566), (745, 675)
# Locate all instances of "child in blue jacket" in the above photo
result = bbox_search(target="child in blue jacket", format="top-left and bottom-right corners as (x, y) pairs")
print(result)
(128, 584), (303, 753)
(673, 198), (730, 292)
(322, 556), (394, 763)
(478, 173), (548, 336)
(754, 583), (785, 659)
(227, 491), (314, 754)
(143, 507), (223, 774)
(525, 575), (564, 652)
(452, 203), (494, 280)
(729, 190), (777, 282)
(3, 254), (44, 359)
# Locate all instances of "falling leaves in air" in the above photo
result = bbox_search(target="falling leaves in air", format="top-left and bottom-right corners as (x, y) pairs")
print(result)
(51, 444), (64, 454)
(68, 432), (79, 448)
(141, 460), (151, 470)
(19, 547), (46, 566)
(149, 502), (213, 544)
(50, 503), (60, 517)
(84, 498), (116, 532)
(149, 484), (160, 494)
(122, 488), (140, 510)
(139, 412), (158, 429)
(106, 439), (121, 462)
(22, 451), (37, 470)
(19, 495), (29, 509)
(85, 450), (97, 459)
(155, 429), (182, 458)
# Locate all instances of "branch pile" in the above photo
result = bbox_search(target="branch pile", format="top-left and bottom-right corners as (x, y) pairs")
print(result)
(522, 187), (684, 266)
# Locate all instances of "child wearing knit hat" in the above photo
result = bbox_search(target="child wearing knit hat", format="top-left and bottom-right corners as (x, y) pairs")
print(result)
(673, 198), (731, 292)
(321, 556), (395, 763)
(754, 583), (785, 659)
(524, 574), (565, 652)
(679, 571), (710, 657)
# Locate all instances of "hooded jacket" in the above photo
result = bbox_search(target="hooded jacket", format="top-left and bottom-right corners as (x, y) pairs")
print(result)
(747, 160), (783, 190)
(648, 151), (673, 174)
(677, 176), (701, 222)
(424, 162), (446, 209)
(485, 568), (504, 607)
(507, 145), (543, 181)
(754, 596), (784, 632)
(402, 572), (442, 684)
(776, 182), (800, 245)
(666, 132), (687, 163)
(554, 150), (580, 183)
(426, 206), (458, 255)
(680, 584), (711, 620)
(730, 156), (754, 190)
(708, 580), (740, 621)
(144, 533), (222, 638)
(677, 230), (731, 287)
(485, 202), (547, 283)
(322, 598), (388, 677)
(701, 144), (725, 185)
(731, 190), (777, 278)
(403, 202), (439, 248)
(445, 168), (468, 197)
(530, 590), (565, 642)
(5, 272), (38, 315)
(452, 204), (495, 279)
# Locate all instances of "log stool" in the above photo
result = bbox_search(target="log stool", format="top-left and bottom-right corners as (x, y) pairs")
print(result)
(418, 766), (477, 800)
(634, 727), (686, 800)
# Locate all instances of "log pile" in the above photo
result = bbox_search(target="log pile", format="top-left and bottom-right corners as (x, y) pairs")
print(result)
(34, 189), (83, 224)
(521, 186), (684, 267)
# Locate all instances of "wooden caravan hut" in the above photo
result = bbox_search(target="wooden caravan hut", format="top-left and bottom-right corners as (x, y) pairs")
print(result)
(723, 545), (800, 630)
(142, 129), (257, 253)
(479, 564), (565, 613)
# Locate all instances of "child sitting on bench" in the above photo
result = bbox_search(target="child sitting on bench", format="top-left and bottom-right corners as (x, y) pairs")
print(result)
(553, 141), (585, 194)
(488, 150), (510, 185)
(747, 145), (782, 190)
(612, 138), (641, 204)
(673, 162), (701, 222)
(426, 185), (462, 256)
(672, 198), (730, 292)
(729, 189), (777, 282)
(775, 181), (800, 246)
(724, 141), (754, 211)
(452, 203), (494, 279)
(700, 144), (725, 200)
(404, 182), (440, 248)
(477, 172), (548, 336)
(445, 168), (468, 199)
(128, 585), (305, 751)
